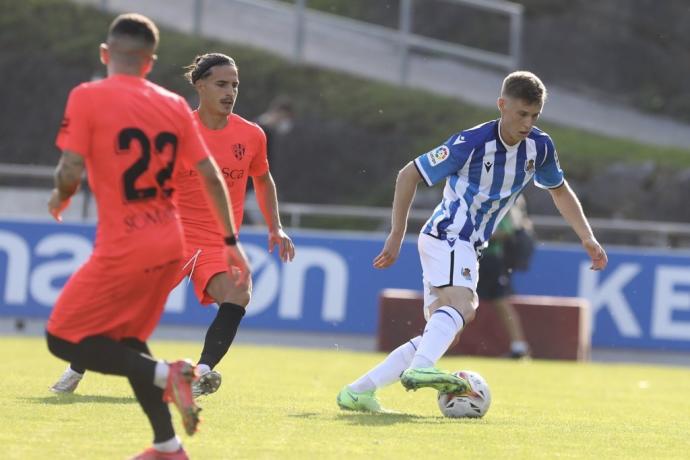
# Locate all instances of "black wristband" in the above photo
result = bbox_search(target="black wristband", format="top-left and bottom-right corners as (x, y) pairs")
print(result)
(224, 235), (237, 246)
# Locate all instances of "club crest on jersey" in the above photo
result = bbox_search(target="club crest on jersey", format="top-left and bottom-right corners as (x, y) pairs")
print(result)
(233, 143), (246, 160)
(524, 159), (535, 173)
(427, 145), (450, 166)
(462, 268), (472, 281)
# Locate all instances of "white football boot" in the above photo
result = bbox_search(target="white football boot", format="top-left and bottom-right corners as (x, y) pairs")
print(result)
(50, 366), (84, 393)
(191, 370), (222, 398)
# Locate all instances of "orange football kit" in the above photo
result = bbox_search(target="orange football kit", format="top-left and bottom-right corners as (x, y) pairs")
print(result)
(47, 75), (211, 342)
(175, 111), (268, 304)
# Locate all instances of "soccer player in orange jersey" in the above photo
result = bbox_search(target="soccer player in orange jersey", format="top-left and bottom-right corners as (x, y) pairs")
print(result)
(177, 53), (295, 397)
(45, 14), (250, 460)
(52, 53), (296, 400)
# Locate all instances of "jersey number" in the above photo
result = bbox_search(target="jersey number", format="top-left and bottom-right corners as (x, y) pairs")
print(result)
(118, 128), (178, 202)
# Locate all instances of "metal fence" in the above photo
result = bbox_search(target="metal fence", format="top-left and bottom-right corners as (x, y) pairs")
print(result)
(97, 0), (523, 83)
(3, 162), (690, 248)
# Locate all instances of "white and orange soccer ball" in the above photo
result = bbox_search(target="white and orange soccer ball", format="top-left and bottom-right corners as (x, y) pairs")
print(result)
(437, 370), (491, 418)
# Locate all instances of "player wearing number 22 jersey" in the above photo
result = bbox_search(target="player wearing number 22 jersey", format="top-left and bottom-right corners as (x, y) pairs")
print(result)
(47, 74), (211, 343)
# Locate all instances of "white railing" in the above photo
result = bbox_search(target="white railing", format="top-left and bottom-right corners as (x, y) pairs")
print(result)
(98, 0), (523, 80)
(273, 202), (690, 247)
(3, 163), (689, 246)
(288, 0), (524, 81)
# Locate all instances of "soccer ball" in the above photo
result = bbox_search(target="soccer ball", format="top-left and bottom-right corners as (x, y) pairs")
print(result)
(437, 370), (491, 418)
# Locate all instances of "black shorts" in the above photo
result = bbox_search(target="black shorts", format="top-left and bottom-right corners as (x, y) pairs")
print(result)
(476, 253), (512, 300)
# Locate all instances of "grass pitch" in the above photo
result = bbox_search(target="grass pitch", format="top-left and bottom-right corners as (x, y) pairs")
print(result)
(3, 336), (689, 459)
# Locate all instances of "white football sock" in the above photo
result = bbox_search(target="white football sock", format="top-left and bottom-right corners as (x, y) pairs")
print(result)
(409, 306), (465, 369)
(196, 363), (211, 376)
(511, 340), (529, 354)
(153, 436), (181, 453)
(153, 361), (169, 390)
(349, 336), (422, 392)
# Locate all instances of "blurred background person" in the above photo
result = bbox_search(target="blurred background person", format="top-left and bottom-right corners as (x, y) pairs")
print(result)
(246, 95), (295, 225)
(476, 195), (535, 359)
(256, 95), (295, 164)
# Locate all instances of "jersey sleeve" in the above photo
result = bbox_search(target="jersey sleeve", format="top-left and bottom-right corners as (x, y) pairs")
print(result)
(178, 102), (211, 166)
(413, 133), (472, 186)
(534, 136), (564, 189)
(55, 85), (91, 157)
(248, 125), (270, 177)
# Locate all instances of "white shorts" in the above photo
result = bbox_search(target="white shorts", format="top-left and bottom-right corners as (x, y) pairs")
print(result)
(418, 233), (479, 319)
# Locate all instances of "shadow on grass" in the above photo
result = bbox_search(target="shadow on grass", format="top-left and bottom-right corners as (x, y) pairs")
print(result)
(21, 394), (136, 405)
(287, 411), (441, 426)
(335, 412), (441, 426)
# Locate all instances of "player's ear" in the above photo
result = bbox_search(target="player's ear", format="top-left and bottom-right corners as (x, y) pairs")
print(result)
(99, 43), (109, 65)
(497, 97), (505, 113)
(141, 56), (154, 76)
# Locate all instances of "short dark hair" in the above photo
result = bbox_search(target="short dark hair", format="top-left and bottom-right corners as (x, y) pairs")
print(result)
(184, 53), (237, 84)
(108, 13), (159, 50)
(501, 71), (547, 105)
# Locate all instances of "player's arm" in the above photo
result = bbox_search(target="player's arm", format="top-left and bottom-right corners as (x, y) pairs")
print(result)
(373, 161), (422, 269)
(195, 156), (251, 282)
(48, 151), (85, 222)
(252, 171), (294, 262)
(548, 181), (608, 270)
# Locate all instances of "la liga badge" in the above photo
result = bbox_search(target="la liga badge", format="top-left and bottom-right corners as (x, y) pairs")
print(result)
(427, 145), (450, 166)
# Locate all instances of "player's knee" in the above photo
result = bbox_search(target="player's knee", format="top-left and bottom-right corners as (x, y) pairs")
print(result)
(221, 288), (250, 307)
(439, 289), (477, 323)
(236, 290), (251, 307)
(460, 305), (476, 323)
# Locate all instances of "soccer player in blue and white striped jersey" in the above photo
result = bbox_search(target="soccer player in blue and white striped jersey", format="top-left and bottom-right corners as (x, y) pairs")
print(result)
(337, 71), (608, 412)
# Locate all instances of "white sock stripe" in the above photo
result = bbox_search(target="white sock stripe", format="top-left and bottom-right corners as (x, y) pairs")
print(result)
(435, 305), (465, 331)
(408, 336), (421, 350)
(432, 308), (457, 328)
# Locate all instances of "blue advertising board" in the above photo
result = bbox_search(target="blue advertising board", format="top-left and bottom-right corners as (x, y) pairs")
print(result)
(1, 218), (690, 350)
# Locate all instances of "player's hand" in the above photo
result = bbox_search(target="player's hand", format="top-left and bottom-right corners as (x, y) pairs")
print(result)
(268, 227), (295, 263)
(373, 232), (404, 269)
(224, 244), (252, 286)
(48, 188), (71, 222)
(583, 237), (607, 271)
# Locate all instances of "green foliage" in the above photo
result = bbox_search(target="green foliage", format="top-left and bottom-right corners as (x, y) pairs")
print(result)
(5, 337), (690, 459)
(2, 0), (689, 208)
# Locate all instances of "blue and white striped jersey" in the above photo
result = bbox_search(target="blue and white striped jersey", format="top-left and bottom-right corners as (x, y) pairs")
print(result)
(413, 119), (563, 249)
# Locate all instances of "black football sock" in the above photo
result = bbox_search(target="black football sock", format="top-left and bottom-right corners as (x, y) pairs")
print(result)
(198, 303), (246, 369)
(47, 333), (174, 442)
(69, 363), (86, 374)
(121, 338), (175, 443)
(47, 332), (156, 379)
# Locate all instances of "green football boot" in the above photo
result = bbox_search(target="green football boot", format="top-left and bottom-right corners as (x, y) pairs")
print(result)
(336, 386), (390, 413)
(400, 367), (470, 393)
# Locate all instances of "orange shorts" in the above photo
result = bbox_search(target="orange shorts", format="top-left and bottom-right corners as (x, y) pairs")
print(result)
(179, 245), (229, 305)
(47, 252), (183, 343)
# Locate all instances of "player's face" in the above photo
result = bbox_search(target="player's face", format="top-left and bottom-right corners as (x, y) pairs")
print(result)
(197, 65), (239, 116)
(497, 96), (542, 145)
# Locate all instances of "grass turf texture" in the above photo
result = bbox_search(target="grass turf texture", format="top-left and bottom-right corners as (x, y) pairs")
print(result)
(3, 337), (689, 459)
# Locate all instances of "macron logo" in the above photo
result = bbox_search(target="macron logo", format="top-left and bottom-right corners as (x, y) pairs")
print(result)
(453, 135), (466, 145)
